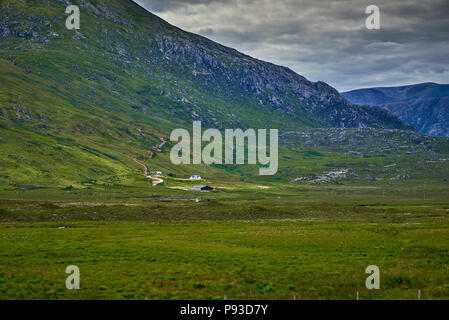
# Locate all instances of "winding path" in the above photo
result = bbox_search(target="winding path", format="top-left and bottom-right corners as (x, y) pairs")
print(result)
(132, 158), (149, 176)
(133, 138), (167, 186)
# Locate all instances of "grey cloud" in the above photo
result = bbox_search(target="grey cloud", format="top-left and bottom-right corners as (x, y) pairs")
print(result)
(198, 27), (214, 36)
(134, 0), (449, 91)
(134, 0), (223, 12)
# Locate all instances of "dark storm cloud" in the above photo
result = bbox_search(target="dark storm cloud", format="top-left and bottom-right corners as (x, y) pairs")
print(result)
(134, 0), (449, 91)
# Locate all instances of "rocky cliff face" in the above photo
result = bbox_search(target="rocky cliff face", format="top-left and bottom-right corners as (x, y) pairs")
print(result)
(0, 0), (410, 131)
(151, 28), (409, 129)
(382, 98), (449, 137)
(342, 83), (449, 137)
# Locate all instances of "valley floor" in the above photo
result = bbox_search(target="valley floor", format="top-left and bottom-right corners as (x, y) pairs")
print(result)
(1, 183), (448, 300)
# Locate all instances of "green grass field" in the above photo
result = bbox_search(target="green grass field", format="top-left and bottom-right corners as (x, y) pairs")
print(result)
(1, 181), (448, 300)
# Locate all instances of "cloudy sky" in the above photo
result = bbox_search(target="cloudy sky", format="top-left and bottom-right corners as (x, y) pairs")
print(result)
(134, 0), (449, 92)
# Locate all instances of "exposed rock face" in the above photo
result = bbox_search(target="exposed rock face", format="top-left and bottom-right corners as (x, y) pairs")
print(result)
(342, 83), (449, 137)
(0, 0), (410, 131)
(144, 25), (410, 129)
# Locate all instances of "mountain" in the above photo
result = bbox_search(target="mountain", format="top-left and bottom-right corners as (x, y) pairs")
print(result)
(342, 83), (449, 137)
(0, 0), (409, 130)
(0, 0), (411, 186)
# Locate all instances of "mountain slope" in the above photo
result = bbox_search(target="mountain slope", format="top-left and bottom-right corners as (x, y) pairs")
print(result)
(342, 83), (449, 137)
(0, 0), (411, 186)
(0, 0), (409, 130)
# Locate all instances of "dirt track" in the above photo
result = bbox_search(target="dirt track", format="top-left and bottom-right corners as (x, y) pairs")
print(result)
(133, 138), (167, 186)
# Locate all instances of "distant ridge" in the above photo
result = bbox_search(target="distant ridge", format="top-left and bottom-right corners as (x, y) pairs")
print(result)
(342, 83), (449, 137)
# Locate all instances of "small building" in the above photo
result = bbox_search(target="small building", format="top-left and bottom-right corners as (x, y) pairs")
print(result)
(149, 171), (163, 175)
(189, 175), (202, 180)
(190, 185), (213, 191)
